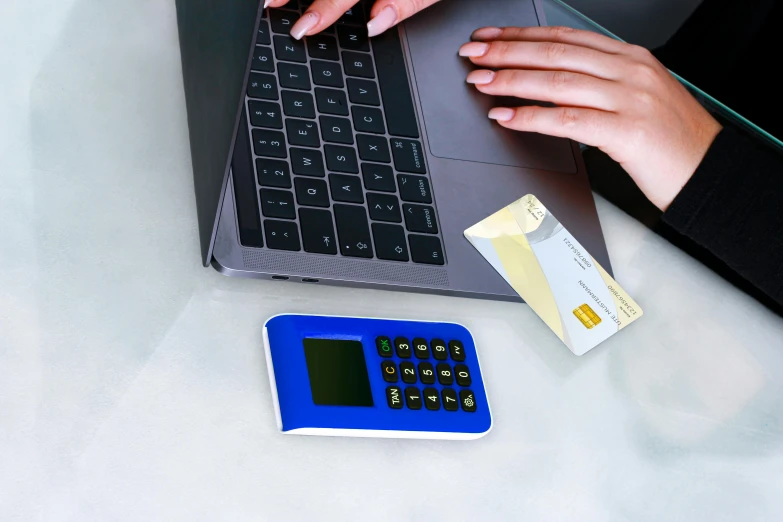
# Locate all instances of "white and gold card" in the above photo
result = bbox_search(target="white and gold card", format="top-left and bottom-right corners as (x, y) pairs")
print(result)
(465, 195), (643, 356)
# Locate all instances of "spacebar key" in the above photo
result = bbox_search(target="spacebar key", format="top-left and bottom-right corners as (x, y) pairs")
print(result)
(372, 29), (419, 138)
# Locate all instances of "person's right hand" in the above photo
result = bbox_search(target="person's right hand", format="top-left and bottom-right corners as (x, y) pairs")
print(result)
(264, 0), (442, 40)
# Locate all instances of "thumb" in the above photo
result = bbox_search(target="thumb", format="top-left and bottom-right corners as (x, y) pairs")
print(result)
(367, 0), (441, 37)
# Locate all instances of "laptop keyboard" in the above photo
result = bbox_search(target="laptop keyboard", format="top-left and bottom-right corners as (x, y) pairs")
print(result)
(234, 0), (445, 266)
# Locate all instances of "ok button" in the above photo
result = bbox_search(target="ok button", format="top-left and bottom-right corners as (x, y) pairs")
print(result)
(381, 361), (398, 383)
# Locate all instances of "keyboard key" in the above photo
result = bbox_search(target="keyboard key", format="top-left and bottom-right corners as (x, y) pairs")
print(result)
(357, 135), (391, 163)
(334, 204), (373, 258)
(403, 204), (438, 234)
(264, 220), (301, 251)
(436, 363), (453, 386)
(394, 337), (412, 358)
(391, 138), (427, 173)
(324, 145), (359, 173)
(423, 388), (441, 411)
(311, 60), (344, 88)
(372, 29), (420, 138)
(256, 158), (291, 188)
(405, 387), (422, 410)
(352, 106), (385, 134)
(248, 73), (279, 100)
(307, 34), (339, 61)
(270, 9), (297, 33)
(409, 234), (444, 265)
(290, 148), (325, 177)
(376, 336), (393, 357)
(418, 362), (436, 385)
(381, 360), (398, 383)
(342, 51), (375, 78)
(251, 45), (274, 72)
(285, 119), (320, 147)
(299, 208), (338, 254)
(294, 177), (329, 207)
(282, 90), (315, 118)
(386, 386), (403, 409)
(320, 116), (354, 144)
(442, 389), (459, 411)
(337, 25), (369, 51)
(315, 88), (349, 116)
(413, 338), (430, 359)
(347, 78), (380, 106)
(248, 100), (283, 129)
(454, 364), (471, 387)
(252, 129), (287, 158)
(400, 362), (417, 384)
(260, 189), (295, 219)
(329, 174), (364, 204)
(460, 390), (477, 412)
(372, 223), (409, 262)
(448, 340), (465, 362)
(257, 20), (271, 45)
(397, 174), (432, 203)
(278, 62), (311, 90)
(274, 35), (306, 63)
(431, 339), (448, 360)
(367, 193), (402, 223)
(339, 5), (366, 25)
(362, 163), (396, 192)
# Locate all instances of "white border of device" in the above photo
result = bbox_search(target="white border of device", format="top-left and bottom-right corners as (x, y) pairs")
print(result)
(261, 313), (493, 440)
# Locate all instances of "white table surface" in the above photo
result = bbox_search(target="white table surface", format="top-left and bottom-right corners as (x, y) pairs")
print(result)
(2, 1), (783, 520)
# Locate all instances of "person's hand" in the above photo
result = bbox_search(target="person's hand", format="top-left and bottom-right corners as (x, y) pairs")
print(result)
(264, 0), (441, 40)
(459, 26), (722, 211)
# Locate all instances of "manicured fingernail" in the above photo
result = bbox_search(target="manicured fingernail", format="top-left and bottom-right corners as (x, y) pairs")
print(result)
(466, 70), (496, 85)
(263, 0), (273, 8)
(459, 42), (489, 57)
(290, 11), (319, 40)
(472, 27), (502, 40)
(488, 108), (515, 122)
(367, 6), (398, 37)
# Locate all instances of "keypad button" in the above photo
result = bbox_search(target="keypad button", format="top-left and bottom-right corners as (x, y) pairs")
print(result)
(431, 339), (448, 360)
(405, 387), (422, 410)
(274, 35), (307, 63)
(376, 336), (393, 357)
(442, 388), (459, 411)
(418, 362), (435, 385)
(381, 360), (398, 383)
(357, 135), (391, 163)
(448, 340), (466, 362)
(286, 119), (320, 148)
(270, 9), (297, 33)
(290, 148), (325, 177)
(299, 208), (338, 254)
(251, 45), (275, 72)
(386, 386), (403, 409)
(423, 388), (441, 411)
(338, 5), (366, 25)
(403, 204), (438, 234)
(367, 193), (402, 223)
(400, 362), (417, 384)
(248, 73), (279, 100)
(454, 364), (472, 387)
(337, 25), (370, 51)
(278, 63), (311, 90)
(252, 129), (287, 158)
(333, 204), (373, 258)
(320, 116), (354, 145)
(324, 145), (359, 173)
(413, 338), (430, 359)
(329, 174), (364, 204)
(459, 390), (477, 412)
(311, 60), (344, 88)
(394, 337), (412, 358)
(294, 177), (329, 207)
(409, 234), (444, 265)
(372, 224), (409, 262)
(256, 158), (291, 188)
(248, 100), (283, 129)
(315, 88), (349, 116)
(343, 51), (375, 78)
(347, 78), (381, 106)
(260, 189), (296, 219)
(391, 138), (427, 174)
(436, 363), (453, 386)
(282, 90), (315, 119)
(307, 34), (339, 61)
(257, 20), (271, 45)
(352, 106), (385, 134)
(397, 174), (432, 203)
(362, 163), (396, 192)
(264, 220), (301, 251)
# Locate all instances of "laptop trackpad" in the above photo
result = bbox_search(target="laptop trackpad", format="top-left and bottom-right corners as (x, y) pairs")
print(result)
(404, 0), (577, 173)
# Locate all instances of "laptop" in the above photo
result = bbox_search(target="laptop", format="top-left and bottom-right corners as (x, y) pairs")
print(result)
(176, 0), (611, 301)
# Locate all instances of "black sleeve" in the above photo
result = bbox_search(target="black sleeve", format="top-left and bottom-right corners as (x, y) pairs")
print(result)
(662, 127), (783, 306)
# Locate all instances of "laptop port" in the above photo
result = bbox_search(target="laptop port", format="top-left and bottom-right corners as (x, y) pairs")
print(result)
(271, 275), (289, 281)
(302, 278), (319, 283)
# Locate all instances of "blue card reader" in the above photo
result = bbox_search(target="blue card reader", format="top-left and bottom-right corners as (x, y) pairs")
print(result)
(263, 314), (492, 439)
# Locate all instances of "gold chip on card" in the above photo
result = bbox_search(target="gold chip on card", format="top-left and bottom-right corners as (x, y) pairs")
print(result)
(573, 304), (602, 329)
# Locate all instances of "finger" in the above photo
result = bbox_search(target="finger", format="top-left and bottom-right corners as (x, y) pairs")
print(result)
(488, 105), (617, 148)
(367, 0), (442, 37)
(472, 26), (629, 55)
(467, 69), (620, 112)
(264, 0), (292, 8)
(289, 0), (361, 40)
(459, 40), (624, 81)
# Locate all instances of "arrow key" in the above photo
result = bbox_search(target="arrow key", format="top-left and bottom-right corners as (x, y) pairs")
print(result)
(372, 223), (409, 262)
(329, 174), (364, 204)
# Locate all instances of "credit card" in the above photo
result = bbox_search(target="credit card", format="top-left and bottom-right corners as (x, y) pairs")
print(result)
(464, 195), (643, 355)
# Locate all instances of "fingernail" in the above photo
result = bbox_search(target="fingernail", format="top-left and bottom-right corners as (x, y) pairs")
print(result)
(488, 108), (515, 122)
(472, 27), (502, 40)
(367, 6), (397, 38)
(459, 42), (489, 57)
(466, 70), (496, 85)
(290, 11), (319, 40)
(263, 0), (272, 8)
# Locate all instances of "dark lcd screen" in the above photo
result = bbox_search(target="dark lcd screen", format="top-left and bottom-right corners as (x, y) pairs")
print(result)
(303, 338), (374, 407)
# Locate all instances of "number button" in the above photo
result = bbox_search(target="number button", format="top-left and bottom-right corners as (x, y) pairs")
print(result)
(394, 337), (412, 358)
(431, 339), (448, 361)
(448, 340), (466, 362)
(459, 390), (477, 412)
(404, 387), (422, 410)
(436, 363), (453, 386)
(381, 360), (398, 383)
(386, 387), (403, 409)
(413, 338), (430, 359)
(400, 362), (417, 384)
(418, 362), (435, 385)
(423, 388), (441, 411)
(247, 73), (279, 101)
(376, 336), (393, 358)
(454, 364), (471, 387)
(441, 388), (459, 411)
